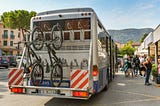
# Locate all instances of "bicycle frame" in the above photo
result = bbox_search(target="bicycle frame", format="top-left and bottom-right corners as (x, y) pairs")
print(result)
(45, 42), (60, 66)
(26, 42), (42, 66)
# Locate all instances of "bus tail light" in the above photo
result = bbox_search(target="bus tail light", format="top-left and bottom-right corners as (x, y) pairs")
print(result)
(10, 87), (25, 93)
(72, 91), (89, 97)
(92, 65), (99, 76)
(92, 65), (99, 81)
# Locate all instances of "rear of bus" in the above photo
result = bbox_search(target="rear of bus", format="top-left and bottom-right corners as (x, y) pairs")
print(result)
(30, 8), (95, 99)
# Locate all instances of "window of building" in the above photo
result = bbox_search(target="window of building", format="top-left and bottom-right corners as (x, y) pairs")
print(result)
(3, 41), (7, 46)
(18, 32), (21, 38)
(10, 41), (13, 46)
(10, 31), (14, 39)
(3, 30), (8, 38)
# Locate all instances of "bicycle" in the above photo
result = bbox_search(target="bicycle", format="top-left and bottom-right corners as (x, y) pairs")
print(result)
(23, 41), (44, 86)
(31, 23), (63, 50)
(21, 29), (44, 86)
(43, 41), (63, 87)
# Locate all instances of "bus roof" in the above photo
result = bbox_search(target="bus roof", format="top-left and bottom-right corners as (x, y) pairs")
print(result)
(37, 8), (95, 16)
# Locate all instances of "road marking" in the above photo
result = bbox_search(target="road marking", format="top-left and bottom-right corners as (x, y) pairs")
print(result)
(117, 83), (126, 86)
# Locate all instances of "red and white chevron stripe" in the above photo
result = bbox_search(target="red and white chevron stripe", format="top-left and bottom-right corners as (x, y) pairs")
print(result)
(8, 68), (23, 88)
(70, 69), (89, 89)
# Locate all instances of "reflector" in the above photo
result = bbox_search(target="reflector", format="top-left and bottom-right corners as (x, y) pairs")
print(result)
(92, 65), (99, 76)
(72, 91), (88, 97)
(11, 88), (23, 93)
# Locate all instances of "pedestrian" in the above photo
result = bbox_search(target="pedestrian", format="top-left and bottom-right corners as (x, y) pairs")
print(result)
(122, 56), (133, 77)
(158, 59), (160, 74)
(122, 59), (128, 76)
(139, 54), (145, 76)
(133, 55), (140, 76)
(143, 56), (152, 86)
(158, 59), (160, 83)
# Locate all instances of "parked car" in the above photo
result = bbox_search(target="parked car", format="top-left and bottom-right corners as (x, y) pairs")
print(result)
(8, 56), (17, 67)
(0, 56), (10, 68)
(0, 56), (17, 68)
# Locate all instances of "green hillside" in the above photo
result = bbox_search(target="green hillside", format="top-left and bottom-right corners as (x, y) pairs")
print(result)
(108, 28), (153, 43)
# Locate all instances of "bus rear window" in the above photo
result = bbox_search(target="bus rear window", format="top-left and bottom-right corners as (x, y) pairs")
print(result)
(33, 18), (91, 41)
(74, 32), (80, 40)
(64, 32), (70, 40)
(84, 31), (90, 39)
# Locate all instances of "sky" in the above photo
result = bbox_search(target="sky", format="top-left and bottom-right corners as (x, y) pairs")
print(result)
(0, 0), (160, 30)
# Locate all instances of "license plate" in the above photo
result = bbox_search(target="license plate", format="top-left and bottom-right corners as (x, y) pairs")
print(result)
(40, 89), (60, 94)
(40, 90), (52, 94)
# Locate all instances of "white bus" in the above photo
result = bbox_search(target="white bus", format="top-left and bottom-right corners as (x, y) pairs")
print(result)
(9, 8), (118, 100)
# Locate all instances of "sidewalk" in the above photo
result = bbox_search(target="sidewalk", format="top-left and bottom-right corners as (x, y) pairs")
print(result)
(118, 70), (160, 86)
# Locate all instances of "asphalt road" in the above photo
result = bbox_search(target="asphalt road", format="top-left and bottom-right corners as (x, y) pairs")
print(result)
(0, 68), (10, 81)
(0, 69), (160, 106)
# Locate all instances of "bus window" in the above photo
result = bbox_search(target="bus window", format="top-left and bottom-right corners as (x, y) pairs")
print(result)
(74, 32), (80, 40)
(84, 31), (90, 39)
(45, 33), (52, 40)
(64, 32), (70, 40)
(106, 36), (109, 53)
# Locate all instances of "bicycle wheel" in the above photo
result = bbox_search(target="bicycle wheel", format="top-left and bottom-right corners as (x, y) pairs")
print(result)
(31, 27), (44, 50)
(51, 23), (63, 50)
(50, 64), (63, 87)
(31, 63), (44, 86)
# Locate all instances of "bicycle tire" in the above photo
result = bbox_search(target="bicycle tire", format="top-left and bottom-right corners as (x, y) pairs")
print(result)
(31, 63), (44, 86)
(51, 23), (63, 50)
(50, 63), (63, 87)
(31, 27), (44, 50)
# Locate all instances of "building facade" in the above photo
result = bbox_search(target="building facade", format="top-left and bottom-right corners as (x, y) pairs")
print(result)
(138, 24), (160, 64)
(0, 22), (24, 55)
(115, 41), (125, 49)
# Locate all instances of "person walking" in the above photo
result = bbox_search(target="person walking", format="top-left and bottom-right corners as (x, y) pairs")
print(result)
(158, 59), (160, 84)
(122, 56), (133, 77)
(143, 56), (152, 86)
(133, 55), (140, 76)
(139, 55), (145, 76)
(122, 59), (128, 77)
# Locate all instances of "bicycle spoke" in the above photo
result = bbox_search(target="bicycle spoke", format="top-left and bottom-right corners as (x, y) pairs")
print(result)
(31, 64), (44, 86)
(50, 64), (62, 87)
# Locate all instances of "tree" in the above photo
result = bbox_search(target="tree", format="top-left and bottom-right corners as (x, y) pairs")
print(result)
(1, 10), (36, 37)
(140, 33), (148, 43)
(119, 41), (136, 56)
